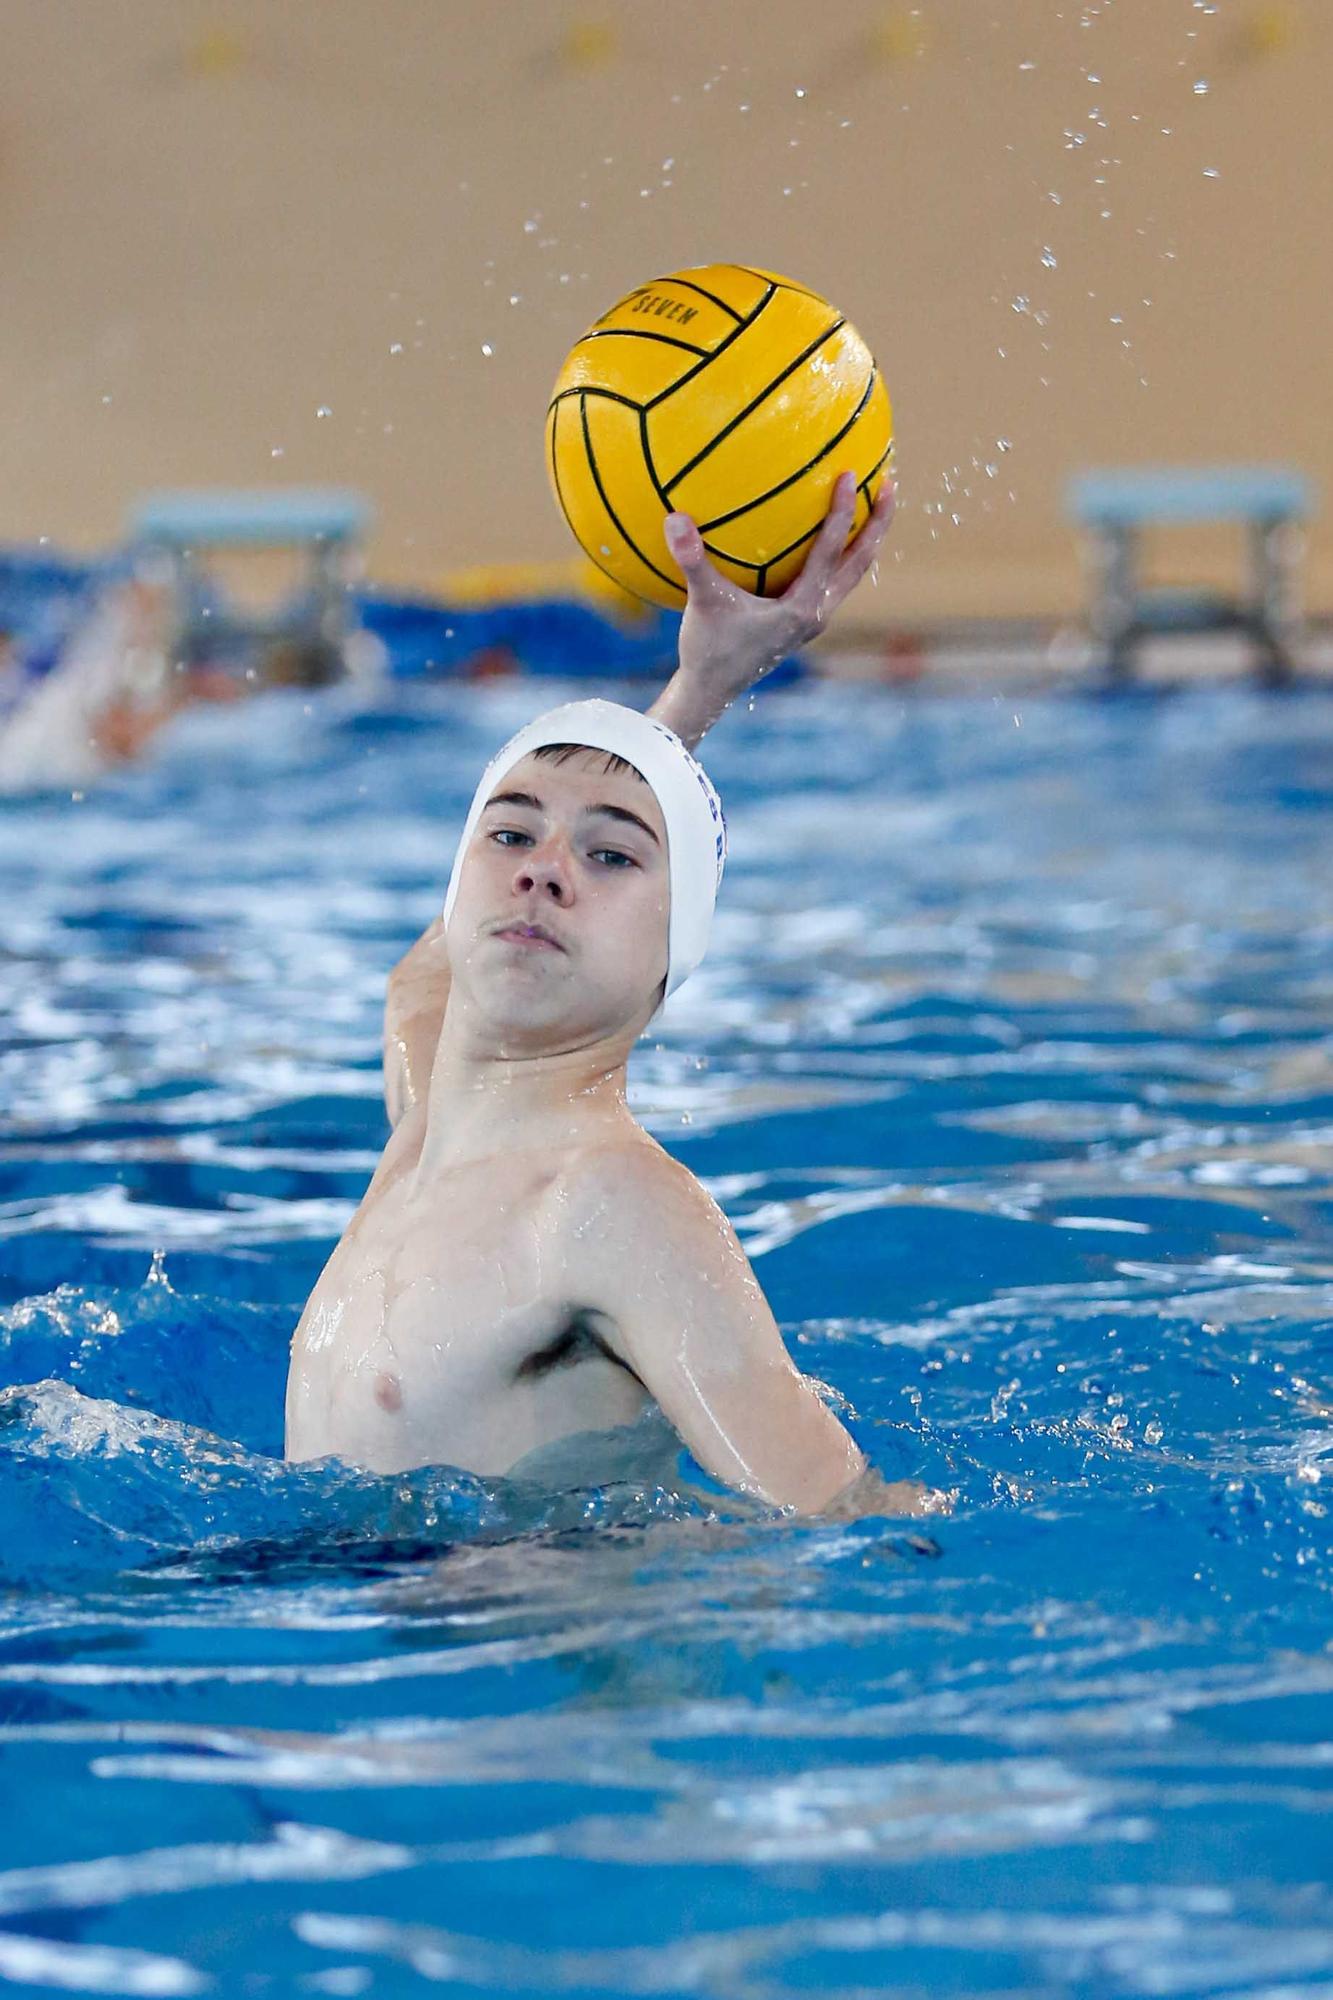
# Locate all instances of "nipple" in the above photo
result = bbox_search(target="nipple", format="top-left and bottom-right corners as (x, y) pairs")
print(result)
(374, 1372), (404, 1414)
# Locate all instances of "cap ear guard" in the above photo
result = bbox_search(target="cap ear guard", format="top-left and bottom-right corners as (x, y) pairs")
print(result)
(442, 699), (725, 1009)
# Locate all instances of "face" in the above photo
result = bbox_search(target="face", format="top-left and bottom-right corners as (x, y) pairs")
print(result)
(447, 748), (670, 1045)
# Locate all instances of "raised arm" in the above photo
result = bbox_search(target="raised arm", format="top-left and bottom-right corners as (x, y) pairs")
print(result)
(648, 467), (897, 752)
(579, 1146), (938, 1517)
(383, 915), (452, 1128)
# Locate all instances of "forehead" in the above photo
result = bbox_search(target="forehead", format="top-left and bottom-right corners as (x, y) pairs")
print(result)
(493, 749), (667, 840)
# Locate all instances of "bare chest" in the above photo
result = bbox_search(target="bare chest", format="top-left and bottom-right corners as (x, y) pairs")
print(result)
(285, 1154), (644, 1473)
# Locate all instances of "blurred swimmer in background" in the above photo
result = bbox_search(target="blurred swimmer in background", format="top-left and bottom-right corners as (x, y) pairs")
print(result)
(0, 573), (350, 792)
(286, 471), (947, 1519)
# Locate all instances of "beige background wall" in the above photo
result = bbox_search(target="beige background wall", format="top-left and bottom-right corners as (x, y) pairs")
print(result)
(4, 0), (1329, 626)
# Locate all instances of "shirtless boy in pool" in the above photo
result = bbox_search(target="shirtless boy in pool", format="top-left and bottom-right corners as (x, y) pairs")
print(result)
(286, 472), (939, 1517)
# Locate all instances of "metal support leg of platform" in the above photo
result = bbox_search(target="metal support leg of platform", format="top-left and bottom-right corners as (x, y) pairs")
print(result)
(1248, 515), (1305, 688)
(1086, 523), (1138, 683)
(1068, 467), (1315, 690)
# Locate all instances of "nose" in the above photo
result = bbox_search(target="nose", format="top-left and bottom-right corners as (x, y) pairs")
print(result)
(511, 834), (572, 904)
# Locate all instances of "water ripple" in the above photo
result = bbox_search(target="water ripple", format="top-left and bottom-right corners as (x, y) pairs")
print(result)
(1, 685), (1332, 1995)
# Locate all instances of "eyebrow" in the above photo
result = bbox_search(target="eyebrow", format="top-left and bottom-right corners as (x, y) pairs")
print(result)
(484, 789), (661, 846)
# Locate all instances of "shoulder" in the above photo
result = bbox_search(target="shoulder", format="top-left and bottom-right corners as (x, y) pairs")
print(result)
(553, 1132), (759, 1318)
(557, 1131), (720, 1242)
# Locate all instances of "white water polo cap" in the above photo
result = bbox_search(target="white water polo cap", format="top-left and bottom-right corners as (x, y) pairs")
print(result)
(442, 699), (726, 1003)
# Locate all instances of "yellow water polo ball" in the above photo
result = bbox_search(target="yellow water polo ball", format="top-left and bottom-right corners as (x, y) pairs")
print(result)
(545, 263), (894, 610)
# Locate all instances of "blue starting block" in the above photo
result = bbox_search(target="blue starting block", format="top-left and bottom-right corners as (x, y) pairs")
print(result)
(1066, 465), (1315, 685)
(127, 488), (373, 679)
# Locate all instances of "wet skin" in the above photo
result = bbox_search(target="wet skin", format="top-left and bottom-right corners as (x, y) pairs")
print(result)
(287, 473), (941, 1516)
(285, 749), (929, 1514)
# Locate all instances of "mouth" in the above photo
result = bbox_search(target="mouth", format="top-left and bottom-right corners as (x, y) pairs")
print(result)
(490, 920), (566, 953)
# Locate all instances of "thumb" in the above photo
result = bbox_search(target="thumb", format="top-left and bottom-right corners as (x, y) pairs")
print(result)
(664, 511), (734, 605)
(664, 511), (704, 569)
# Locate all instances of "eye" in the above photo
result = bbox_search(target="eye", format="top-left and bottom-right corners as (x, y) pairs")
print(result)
(489, 827), (533, 848)
(590, 847), (637, 869)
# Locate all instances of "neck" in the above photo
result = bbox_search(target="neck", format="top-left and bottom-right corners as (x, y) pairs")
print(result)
(412, 993), (639, 1179)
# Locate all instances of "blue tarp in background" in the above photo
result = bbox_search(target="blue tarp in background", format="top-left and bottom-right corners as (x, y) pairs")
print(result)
(0, 546), (806, 691)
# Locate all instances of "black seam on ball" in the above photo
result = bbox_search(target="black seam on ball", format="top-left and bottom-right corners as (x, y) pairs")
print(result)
(730, 440), (893, 573)
(700, 542), (760, 576)
(547, 399), (564, 496)
(660, 316), (847, 496)
(660, 276), (746, 322)
(640, 407), (674, 515)
(694, 367), (880, 532)
(733, 266), (826, 303)
(863, 437), (896, 490)
(547, 385), (645, 417)
(579, 392), (684, 596)
(581, 537), (685, 609)
(643, 282), (778, 413)
(577, 328), (710, 359)
(759, 521), (820, 570)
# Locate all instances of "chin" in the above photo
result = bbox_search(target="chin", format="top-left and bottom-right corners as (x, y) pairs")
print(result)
(464, 947), (658, 1041)
(502, 989), (651, 1050)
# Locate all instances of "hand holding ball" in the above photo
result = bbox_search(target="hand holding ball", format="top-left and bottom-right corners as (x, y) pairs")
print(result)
(546, 264), (894, 610)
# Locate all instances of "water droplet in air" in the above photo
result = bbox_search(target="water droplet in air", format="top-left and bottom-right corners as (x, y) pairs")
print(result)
(1041, 246), (1058, 268)
(271, 446), (285, 458)
(315, 405), (332, 418)
(1144, 1419), (1164, 1444)
(997, 438), (1013, 453)
(1203, 166), (1220, 178)
(389, 342), (404, 355)
(1193, 78), (1210, 93)
(481, 343), (493, 357)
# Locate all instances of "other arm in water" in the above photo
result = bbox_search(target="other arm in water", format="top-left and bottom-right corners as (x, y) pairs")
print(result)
(575, 1143), (946, 1520)
(648, 466), (897, 752)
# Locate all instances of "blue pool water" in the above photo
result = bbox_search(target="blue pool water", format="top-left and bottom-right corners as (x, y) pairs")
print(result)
(1, 679), (1331, 1998)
